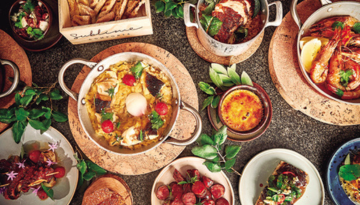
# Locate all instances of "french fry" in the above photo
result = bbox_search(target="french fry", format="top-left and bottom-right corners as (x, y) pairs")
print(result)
(114, 0), (128, 20)
(94, 0), (107, 15)
(67, 0), (79, 18)
(78, 0), (90, 6)
(90, 0), (99, 8)
(73, 15), (91, 25)
(122, 0), (140, 19)
(128, 0), (145, 18)
(78, 3), (96, 16)
(98, 0), (117, 19)
(96, 12), (115, 23)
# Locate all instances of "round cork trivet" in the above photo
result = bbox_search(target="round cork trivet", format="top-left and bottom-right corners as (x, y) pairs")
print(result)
(0, 30), (32, 133)
(82, 174), (133, 205)
(268, 0), (360, 126)
(69, 43), (198, 175)
(186, 26), (264, 65)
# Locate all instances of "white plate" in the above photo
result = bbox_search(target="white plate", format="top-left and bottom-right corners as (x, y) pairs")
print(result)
(0, 125), (78, 205)
(151, 156), (235, 205)
(239, 148), (325, 205)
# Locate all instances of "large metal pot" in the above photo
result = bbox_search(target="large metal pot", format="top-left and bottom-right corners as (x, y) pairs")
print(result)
(184, 0), (283, 57)
(58, 52), (202, 155)
(291, 0), (360, 104)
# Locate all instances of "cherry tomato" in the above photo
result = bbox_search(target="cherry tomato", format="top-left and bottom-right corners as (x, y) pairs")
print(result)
(37, 189), (48, 200)
(277, 194), (285, 204)
(54, 166), (65, 178)
(101, 120), (114, 133)
(123, 74), (136, 86)
(155, 102), (168, 115)
(29, 150), (41, 163)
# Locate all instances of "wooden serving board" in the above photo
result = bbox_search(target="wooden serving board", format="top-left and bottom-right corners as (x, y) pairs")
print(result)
(0, 30), (32, 133)
(268, 0), (360, 126)
(186, 25), (264, 65)
(69, 43), (198, 175)
(82, 174), (132, 205)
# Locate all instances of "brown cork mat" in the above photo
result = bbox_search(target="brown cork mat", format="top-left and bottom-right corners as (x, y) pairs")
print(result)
(268, 0), (360, 126)
(69, 43), (198, 175)
(186, 26), (264, 65)
(0, 30), (32, 133)
(82, 174), (133, 205)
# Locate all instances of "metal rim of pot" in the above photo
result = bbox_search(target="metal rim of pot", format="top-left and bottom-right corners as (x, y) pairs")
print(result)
(0, 59), (20, 99)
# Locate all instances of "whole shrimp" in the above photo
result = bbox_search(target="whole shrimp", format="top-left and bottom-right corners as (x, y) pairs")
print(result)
(342, 47), (360, 63)
(344, 59), (360, 90)
(326, 83), (360, 100)
(326, 49), (346, 91)
(310, 29), (341, 84)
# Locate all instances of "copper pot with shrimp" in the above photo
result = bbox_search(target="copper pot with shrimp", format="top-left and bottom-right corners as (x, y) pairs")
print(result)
(291, 0), (360, 104)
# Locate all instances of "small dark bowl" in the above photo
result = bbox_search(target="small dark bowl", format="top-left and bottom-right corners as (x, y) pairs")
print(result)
(217, 83), (271, 136)
(9, 0), (53, 43)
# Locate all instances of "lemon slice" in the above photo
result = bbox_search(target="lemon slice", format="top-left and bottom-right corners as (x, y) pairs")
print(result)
(301, 38), (322, 73)
(300, 37), (329, 50)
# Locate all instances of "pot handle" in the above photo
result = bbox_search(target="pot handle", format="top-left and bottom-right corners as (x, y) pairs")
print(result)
(58, 58), (97, 101)
(290, 0), (302, 29)
(184, 3), (198, 28)
(0, 59), (19, 99)
(166, 101), (202, 146)
(266, 1), (283, 27)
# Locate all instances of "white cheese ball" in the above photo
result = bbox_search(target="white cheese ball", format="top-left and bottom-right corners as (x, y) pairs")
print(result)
(126, 93), (147, 117)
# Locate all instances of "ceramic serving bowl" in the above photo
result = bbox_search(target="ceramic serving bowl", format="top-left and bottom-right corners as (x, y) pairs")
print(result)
(58, 52), (202, 156)
(9, 0), (53, 43)
(183, 0), (282, 56)
(217, 83), (271, 137)
(0, 59), (19, 99)
(291, 0), (360, 104)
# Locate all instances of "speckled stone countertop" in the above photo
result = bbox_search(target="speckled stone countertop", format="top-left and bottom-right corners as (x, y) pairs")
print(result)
(1, 0), (359, 204)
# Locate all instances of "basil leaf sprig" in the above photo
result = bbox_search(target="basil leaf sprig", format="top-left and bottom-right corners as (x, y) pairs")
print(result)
(198, 63), (253, 110)
(150, 110), (164, 130)
(74, 152), (107, 187)
(200, 14), (223, 36)
(191, 126), (242, 175)
(153, 0), (196, 19)
(0, 82), (68, 143)
(41, 183), (54, 199)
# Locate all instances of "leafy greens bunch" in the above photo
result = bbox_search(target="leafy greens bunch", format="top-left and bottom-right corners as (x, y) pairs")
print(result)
(339, 153), (360, 181)
(191, 126), (242, 175)
(198, 63), (253, 110)
(154, 0), (195, 18)
(0, 82), (68, 143)
(74, 152), (107, 187)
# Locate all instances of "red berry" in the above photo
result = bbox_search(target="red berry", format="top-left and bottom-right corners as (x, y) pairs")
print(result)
(123, 74), (136, 86)
(29, 150), (41, 163)
(101, 120), (114, 133)
(155, 102), (168, 115)
(54, 167), (65, 178)
(37, 189), (48, 200)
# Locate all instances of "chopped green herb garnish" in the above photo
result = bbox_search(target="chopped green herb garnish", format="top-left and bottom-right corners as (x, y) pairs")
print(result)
(340, 69), (353, 87)
(101, 110), (113, 122)
(139, 130), (144, 141)
(116, 122), (121, 129)
(26, 27), (44, 40)
(336, 88), (344, 97)
(130, 62), (145, 79)
(23, 0), (35, 12)
(105, 84), (117, 99)
(149, 110), (164, 130)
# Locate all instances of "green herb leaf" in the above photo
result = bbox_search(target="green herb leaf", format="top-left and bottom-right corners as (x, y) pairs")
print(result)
(15, 93), (21, 105)
(202, 2), (215, 15)
(197, 133), (216, 146)
(332, 21), (344, 30)
(218, 74), (233, 84)
(211, 95), (220, 108)
(140, 130), (144, 141)
(15, 108), (29, 121)
(155, 1), (165, 13)
(191, 145), (218, 160)
(77, 160), (87, 175)
(202, 95), (214, 110)
(165, 1), (177, 12)
(29, 109), (46, 119)
(209, 68), (223, 88)
(339, 164), (360, 181)
(212, 156), (220, 163)
(41, 183), (54, 200)
(86, 161), (107, 175)
(345, 154), (351, 165)
(15, 21), (23, 28)
(130, 62), (145, 79)
(0, 116), (17, 124)
(336, 88), (344, 97)
(0, 108), (15, 119)
(52, 111), (68, 122)
(101, 110), (113, 122)
(42, 119), (51, 131)
(150, 110), (164, 130)
(42, 107), (52, 119)
(83, 171), (96, 181)
(225, 158), (236, 169)
(200, 14), (213, 33)
(78, 173), (84, 187)
(178, 181), (188, 185)
(225, 145), (241, 160)
(241, 71), (253, 86)
(213, 125), (227, 145)
(24, 0), (35, 12)
(208, 17), (222, 36)
(164, 9), (172, 17)
(105, 84), (117, 99)
(172, 9), (179, 19)
(37, 94), (49, 105)
(234, 27), (248, 40)
(198, 82), (216, 95)
(339, 69), (353, 87)
(25, 89), (36, 96)
(20, 95), (33, 107)
(353, 22), (360, 34)
(203, 161), (222, 172)
(50, 89), (63, 100)
(29, 119), (47, 130)
(253, 0), (261, 17)
(227, 65), (241, 85)
(116, 122), (121, 129)
(177, 6), (184, 18)
(13, 120), (27, 143)
(211, 63), (228, 75)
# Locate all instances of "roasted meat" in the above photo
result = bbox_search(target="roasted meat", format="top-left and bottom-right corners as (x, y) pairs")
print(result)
(212, 0), (253, 43)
